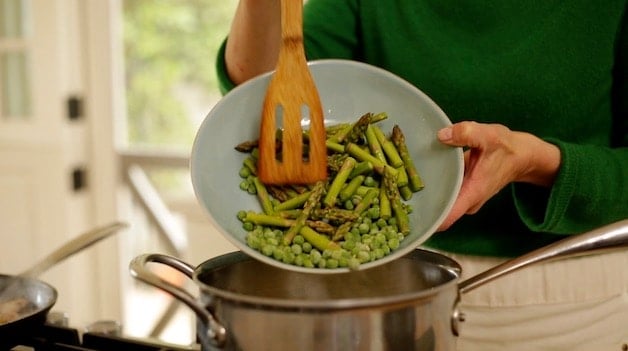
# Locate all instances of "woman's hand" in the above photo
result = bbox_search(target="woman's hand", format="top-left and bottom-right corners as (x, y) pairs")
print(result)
(436, 121), (561, 231)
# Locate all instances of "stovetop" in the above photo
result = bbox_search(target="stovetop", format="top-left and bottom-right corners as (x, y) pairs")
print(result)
(7, 321), (200, 351)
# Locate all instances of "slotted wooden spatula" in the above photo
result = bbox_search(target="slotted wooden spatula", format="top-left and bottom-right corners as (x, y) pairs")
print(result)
(257, 0), (327, 185)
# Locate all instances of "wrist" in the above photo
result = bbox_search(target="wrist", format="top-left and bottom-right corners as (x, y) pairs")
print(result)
(515, 132), (561, 187)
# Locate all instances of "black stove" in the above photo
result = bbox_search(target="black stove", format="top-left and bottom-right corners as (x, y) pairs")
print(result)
(5, 317), (200, 351)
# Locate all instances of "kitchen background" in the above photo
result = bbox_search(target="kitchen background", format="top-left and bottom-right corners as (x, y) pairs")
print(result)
(0, 0), (239, 345)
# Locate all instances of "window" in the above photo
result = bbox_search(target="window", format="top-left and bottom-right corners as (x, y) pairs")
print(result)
(0, 0), (31, 120)
(123, 0), (236, 150)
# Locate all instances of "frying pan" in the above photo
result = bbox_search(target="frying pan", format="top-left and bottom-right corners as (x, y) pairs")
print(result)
(0, 221), (127, 346)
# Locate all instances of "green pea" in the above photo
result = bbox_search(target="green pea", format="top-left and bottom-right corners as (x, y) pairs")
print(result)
(368, 207), (379, 219)
(342, 240), (356, 250)
(291, 244), (303, 255)
(330, 250), (343, 261)
(388, 238), (400, 250)
(303, 257), (314, 268)
(357, 251), (371, 263)
(273, 248), (285, 261)
(348, 258), (361, 270)
(310, 249), (322, 264)
(317, 258), (327, 269)
(326, 259), (339, 269)
(262, 245), (274, 256)
(239, 166), (251, 178)
(283, 252), (295, 264)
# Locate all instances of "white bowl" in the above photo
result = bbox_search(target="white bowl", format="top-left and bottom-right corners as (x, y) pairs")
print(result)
(191, 59), (463, 273)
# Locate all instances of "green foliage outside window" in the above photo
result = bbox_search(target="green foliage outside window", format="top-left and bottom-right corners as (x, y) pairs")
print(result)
(123, 0), (236, 148)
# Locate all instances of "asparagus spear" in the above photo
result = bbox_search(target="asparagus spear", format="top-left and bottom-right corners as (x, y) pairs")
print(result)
(399, 185), (413, 201)
(283, 181), (325, 245)
(312, 208), (360, 222)
(332, 221), (354, 241)
(276, 209), (301, 219)
(353, 188), (379, 215)
(244, 212), (294, 227)
(267, 186), (290, 202)
(329, 112), (371, 144)
(252, 177), (274, 215)
(300, 226), (341, 251)
(306, 220), (336, 235)
(349, 161), (374, 178)
(379, 181), (392, 220)
(323, 157), (356, 208)
(356, 186), (379, 197)
(234, 139), (258, 153)
(372, 125), (404, 168)
(369, 112), (389, 124)
(326, 140), (345, 153)
(274, 190), (312, 212)
(344, 112), (372, 144)
(365, 124), (387, 164)
(396, 165), (409, 188)
(339, 175), (365, 202)
(243, 156), (257, 175)
(327, 153), (348, 172)
(345, 143), (386, 174)
(383, 166), (410, 235)
(391, 125), (424, 192)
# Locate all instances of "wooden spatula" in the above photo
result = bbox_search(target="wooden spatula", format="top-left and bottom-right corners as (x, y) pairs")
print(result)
(257, 0), (327, 185)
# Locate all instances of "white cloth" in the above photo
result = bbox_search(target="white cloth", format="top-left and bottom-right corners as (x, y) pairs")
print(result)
(442, 250), (628, 351)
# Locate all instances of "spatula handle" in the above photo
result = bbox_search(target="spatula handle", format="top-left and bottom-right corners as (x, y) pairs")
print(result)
(280, 0), (304, 41)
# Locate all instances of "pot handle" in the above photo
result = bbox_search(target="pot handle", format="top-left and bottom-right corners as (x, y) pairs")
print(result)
(458, 219), (628, 294)
(129, 253), (227, 348)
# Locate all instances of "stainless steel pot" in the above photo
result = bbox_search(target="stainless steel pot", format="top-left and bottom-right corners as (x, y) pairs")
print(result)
(130, 219), (628, 351)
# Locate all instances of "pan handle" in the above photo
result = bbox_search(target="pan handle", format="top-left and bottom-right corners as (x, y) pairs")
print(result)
(129, 254), (227, 348)
(22, 221), (128, 277)
(458, 219), (628, 294)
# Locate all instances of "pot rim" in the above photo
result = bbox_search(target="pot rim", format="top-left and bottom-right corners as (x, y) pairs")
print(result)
(192, 250), (462, 310)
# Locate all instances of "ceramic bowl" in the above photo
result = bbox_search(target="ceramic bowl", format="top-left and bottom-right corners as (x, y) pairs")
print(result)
(191, 59), (463, 273)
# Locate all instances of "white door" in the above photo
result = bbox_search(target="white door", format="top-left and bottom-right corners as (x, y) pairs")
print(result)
(0, 0), (122, 328)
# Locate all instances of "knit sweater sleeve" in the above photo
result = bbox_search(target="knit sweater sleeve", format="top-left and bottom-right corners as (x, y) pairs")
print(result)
(513, 141), (628, 234)
(513, 12), (628, 234)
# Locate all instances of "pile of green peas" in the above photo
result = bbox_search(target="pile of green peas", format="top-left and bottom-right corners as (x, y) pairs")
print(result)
(238, 188), (411, 270)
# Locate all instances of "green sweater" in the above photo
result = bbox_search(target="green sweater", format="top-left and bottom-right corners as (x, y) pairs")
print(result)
(216, 0), (628, 257)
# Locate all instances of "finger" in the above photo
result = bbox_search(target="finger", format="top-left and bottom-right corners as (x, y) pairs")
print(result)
(438, 121), (492, 149)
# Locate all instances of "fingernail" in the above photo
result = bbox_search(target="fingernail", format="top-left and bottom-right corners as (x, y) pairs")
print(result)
(437, 127), (452, 141)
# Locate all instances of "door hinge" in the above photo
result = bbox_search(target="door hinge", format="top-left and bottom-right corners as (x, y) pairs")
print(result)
(71, 167), (87, 191)
(67, 95), (84, 121)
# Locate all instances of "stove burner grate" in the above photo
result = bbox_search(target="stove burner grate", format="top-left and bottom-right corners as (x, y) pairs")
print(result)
(6, 323), (199, 351)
